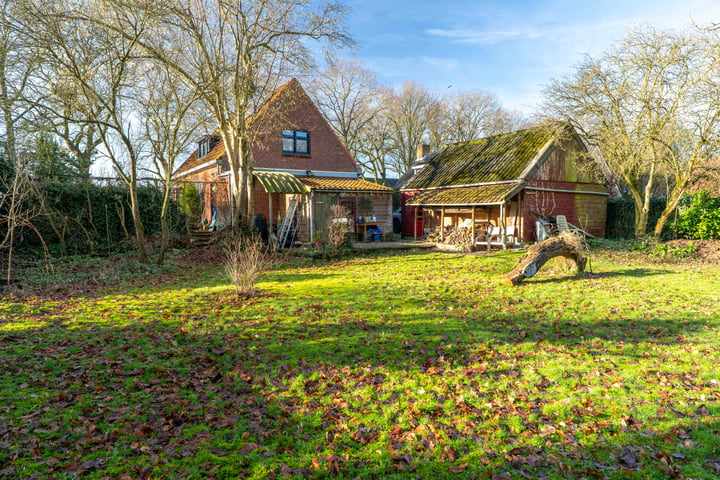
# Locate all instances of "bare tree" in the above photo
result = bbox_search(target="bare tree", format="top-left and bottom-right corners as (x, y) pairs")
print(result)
(0, 152), (48, 287)
(311, 57), (381, 168)
(386, 82), (440, 177)
(486, 108), (529, 136)
(357, 100), (395, 183)
(22, 0), (153, 261)
(137, 65), (205, 265)
(0, 0), (35, 169)
(96, 0), (353, 231)
(543, 27), (718, 238)
(438, 90), (503, 145)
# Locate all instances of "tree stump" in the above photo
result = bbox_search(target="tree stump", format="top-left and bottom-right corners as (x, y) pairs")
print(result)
(504, 231), (587, 285)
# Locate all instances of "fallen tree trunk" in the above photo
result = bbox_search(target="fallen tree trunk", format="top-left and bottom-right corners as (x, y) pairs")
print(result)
(504, 231), (587, 286)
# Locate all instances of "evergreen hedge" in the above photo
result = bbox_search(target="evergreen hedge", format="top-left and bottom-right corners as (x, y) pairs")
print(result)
(605, 198), (670, 239)
(27, 182), (185, 255)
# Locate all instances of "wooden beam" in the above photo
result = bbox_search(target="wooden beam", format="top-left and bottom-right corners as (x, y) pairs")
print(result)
(471, 207), (476, 252)
(440, 207), (445, 241)
(500, 203), (506, 249)
(413, 206), (418, 239)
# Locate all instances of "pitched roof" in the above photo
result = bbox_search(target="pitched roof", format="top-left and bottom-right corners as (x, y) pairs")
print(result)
(401, 127), (556, 190)
(173, 137), (226, 179)
(298, 176), (393, 193)
(172, 78), (304, 179)
(406, 182), (522, 206)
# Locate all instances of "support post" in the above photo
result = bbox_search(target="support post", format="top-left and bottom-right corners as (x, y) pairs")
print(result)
(413, 206), (418, 239)
(268, 193), (273, 237)
(309, 192), (314, 243)
(500, 203), (506, 250)
(440, 207), (445, 242)
(471, 206), (476, 251)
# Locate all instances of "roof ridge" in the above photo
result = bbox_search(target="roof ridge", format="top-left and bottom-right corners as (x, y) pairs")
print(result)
(446, 126), (546, 149)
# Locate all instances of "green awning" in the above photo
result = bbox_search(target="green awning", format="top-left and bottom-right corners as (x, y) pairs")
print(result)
(253, 171), (310, 194)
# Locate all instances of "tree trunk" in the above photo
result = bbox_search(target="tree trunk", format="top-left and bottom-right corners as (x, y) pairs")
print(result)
(157, 187), (170, 266)
(128, 185), (148, 263)
(634, 199), (649, 239)
(653, 179), (687, 238)
(504, 231), (587, 286)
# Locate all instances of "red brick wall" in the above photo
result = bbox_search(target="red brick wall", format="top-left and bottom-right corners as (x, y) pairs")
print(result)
(251, 80), (358, 174)
(177, 166), (230, 227)
(522, 181), (607, 239)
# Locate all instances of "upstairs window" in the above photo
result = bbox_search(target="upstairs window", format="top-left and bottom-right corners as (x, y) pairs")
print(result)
(198, 139), (210, 158)
(282, 129), (310, 155)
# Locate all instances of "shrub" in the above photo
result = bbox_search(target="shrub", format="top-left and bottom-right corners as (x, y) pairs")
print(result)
(179, 182), (202, 230)
(325, 205), (351, 252)
(605, 197), (669, 239)
(674, 190), (720, 240)
(223, 234), (270, 298)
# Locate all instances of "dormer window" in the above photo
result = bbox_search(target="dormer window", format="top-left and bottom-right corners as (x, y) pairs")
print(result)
(198, 139), (210, 158)
(282, 129), (310, 155)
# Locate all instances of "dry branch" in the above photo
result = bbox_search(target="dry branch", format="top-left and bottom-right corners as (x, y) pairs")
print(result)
(504, 231), (586, 286)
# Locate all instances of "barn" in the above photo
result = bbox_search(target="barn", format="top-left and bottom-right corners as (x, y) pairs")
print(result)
(398, 125), (609, 247)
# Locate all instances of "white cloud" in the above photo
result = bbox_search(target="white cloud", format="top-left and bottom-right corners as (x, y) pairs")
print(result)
(424, 28), (540, 45)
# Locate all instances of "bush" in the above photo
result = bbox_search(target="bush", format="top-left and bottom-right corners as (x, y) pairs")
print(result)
(223, 234), (270, 298)
(178, 182), (202, 230)
(605, 197), (669, 239)
(19, 181), (185, 255)
(325, 205), (351, 251)
(674, 190), (720, 240)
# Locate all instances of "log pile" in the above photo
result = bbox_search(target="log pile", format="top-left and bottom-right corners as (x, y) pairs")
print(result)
(424, 226), (473, 246)
(504, 231), (587, 286)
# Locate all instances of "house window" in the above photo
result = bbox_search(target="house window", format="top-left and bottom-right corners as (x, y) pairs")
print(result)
(339, 197), (356, 222)
(198, 140), (210, 158)
(282, 129), (310, 155)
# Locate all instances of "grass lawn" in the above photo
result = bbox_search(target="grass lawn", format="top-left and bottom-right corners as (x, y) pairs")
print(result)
(1, 245), (720, 479)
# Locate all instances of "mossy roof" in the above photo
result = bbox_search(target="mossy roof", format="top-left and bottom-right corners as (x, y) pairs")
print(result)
(402, 128), (555, 190)
(406, 182), (522, 206)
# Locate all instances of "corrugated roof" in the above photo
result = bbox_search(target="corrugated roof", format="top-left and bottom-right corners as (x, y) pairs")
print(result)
(254, 171), (310, 193)
(407, 183), (522, 206)
(299, 176), (394, 193)
(402, 128), (554, 190)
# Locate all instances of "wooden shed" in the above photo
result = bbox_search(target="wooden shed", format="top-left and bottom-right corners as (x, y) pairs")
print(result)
(398, 125), (609, 246)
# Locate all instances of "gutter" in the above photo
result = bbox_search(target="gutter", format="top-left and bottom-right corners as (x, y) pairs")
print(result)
(400, 179), (516, 192)
(525, 186), (609, 196)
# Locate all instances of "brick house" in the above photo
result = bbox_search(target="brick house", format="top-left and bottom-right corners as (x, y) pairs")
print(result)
(398, 125), (609, 246)
(173, 79), (393, 243)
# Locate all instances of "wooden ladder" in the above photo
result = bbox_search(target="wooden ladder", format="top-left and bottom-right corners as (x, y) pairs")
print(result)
(276, 197), (298, 250)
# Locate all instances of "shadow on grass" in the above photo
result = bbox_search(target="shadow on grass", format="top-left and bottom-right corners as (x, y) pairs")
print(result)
(3, 249), (719, 477)
(523, 267), (675, 285)
(2, 314), (718, 480)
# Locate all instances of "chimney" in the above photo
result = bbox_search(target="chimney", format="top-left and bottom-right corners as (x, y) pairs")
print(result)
(416, 144), (431, 160)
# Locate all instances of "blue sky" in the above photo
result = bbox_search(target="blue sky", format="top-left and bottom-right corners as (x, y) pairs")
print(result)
(343, 0), (720, 114)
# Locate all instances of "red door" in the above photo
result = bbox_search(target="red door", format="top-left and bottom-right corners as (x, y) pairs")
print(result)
(401, 192), (423, 238)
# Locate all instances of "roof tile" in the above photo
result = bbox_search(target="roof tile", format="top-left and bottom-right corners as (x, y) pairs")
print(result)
(299, 176), (393, 192)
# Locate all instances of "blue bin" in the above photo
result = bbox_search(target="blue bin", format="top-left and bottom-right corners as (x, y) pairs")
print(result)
(367, 227), (382, 242)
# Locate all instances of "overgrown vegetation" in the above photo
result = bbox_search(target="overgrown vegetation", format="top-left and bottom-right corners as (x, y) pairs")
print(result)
(1, 245), (719, 479)
(325, 204), (352, 252)
(178, 182), (202, 232)
(223, 234), (270, 298)
(674, 189), (720, 240)
(605, 198), (669, 239)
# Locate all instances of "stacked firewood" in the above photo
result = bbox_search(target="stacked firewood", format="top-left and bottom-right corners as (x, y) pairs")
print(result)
(424, 225), (474, 245)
